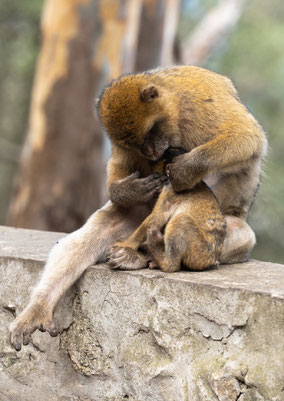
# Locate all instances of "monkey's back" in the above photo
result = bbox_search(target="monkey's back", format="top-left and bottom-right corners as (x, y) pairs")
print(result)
(168, 181), (226, 236)
(159, 182), (226, 271)
(148, 66), (265, 145)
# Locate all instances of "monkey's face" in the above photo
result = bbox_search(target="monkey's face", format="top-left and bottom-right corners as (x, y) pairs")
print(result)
(97, 75), (172, 160)
(137, 119), (170, 161)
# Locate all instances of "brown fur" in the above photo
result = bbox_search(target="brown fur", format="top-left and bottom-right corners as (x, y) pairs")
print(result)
(9, 66), (266, 350)
(108, 182), (226, 272)
(98, 66), (266, 270)
(98, 66), (267, 221)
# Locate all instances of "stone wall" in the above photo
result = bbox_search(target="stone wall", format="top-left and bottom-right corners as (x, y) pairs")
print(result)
(0, 225), (284, 401)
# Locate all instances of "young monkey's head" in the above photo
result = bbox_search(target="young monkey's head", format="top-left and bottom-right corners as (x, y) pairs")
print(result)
(96, 74), (172, 161)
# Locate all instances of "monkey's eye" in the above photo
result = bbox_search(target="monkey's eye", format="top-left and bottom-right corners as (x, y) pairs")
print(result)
(148, 122), (160, 135)
(120, 131), (134, 140)
(116, 135), (139, 150)
(147, 119), (165, 136)
(118, 131), (142, 148)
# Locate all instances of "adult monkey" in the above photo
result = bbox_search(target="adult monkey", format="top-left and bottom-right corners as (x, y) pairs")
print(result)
(10, 66), (267, 350)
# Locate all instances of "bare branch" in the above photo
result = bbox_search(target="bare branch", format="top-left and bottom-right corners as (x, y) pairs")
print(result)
(160, 0), (181, 66)
(182, 0), (246, 66)
(135, 0), (181, 71)
(122, 0), (143, 73)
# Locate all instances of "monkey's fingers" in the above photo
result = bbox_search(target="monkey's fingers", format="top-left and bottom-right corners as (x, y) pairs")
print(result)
(107, 246), (130, 269)
(108, 253), (126, 265)
(108, 246), (135, 264)
(142, 173), (160, 183)
(9, 302), (58, 351)
(23, 331), (31, 346)
(144, 180), (168, 199)
(142, 174), (168, 186)
(108, 247), (147, 270)
(10, 320), (37, 351)
(125, 171), (140, 181)
(108, 259), (123, 269)
(108, 246), (126, 259)
(108, 251), (132, 269)
(137, 175), (162, 192)
(10, 328), (24, 351)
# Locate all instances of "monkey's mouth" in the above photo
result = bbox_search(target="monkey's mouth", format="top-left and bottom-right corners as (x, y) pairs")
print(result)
(162, 147), (187, 163)
(140, 146), (187, 162)
(144, 153), (162, 161)
(139, 146), (166, 161)
(144, 147), (187, 163)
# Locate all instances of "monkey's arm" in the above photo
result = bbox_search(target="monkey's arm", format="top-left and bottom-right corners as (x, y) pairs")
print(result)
(107, 147), (167, 206)
(169, 129), (266, 192)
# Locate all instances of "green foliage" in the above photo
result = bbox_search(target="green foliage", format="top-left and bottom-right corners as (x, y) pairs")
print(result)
(0, 0), (43, 143)
(0, 0), (44, 222)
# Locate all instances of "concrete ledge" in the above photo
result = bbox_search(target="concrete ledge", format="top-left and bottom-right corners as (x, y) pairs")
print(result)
(0, 225), (284, 401)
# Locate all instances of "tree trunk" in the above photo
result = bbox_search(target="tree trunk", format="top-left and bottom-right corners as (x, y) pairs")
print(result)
(8, 0), (138, 232)
(135, 0), (180, 71)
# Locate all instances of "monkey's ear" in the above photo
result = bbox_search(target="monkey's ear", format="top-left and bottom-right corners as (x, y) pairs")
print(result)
(140, 85), (159, 102)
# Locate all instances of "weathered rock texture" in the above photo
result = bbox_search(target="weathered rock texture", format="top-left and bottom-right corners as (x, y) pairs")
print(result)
(0, 225), (284, 401)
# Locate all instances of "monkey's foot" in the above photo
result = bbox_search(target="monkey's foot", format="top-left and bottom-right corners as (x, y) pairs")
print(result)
(148, 261), (159, 269)
(107, 246), (147, 270)
(9, 300), (58, 351)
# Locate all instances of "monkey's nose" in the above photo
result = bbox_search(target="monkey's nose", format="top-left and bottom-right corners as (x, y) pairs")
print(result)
(141, 145), (154, 158)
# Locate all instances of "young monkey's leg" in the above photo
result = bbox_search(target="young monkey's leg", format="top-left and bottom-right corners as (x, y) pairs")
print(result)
(107, 213), (159, 270)
(108, 188), (173, 270)
(146, 226), (166, 269)
(9, 201), (149, 351)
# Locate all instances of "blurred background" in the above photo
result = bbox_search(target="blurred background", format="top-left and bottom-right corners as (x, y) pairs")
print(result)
(0, 0), (283, 263)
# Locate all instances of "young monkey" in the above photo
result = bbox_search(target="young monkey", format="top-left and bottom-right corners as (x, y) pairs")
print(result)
(108, 148), (226, 272)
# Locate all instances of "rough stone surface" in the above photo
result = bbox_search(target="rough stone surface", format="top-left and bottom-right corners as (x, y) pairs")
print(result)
(0, 225), (284, 401)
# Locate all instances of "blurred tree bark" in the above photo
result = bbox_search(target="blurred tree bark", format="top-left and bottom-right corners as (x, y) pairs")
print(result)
(135, 0), (180, 71)
(8, 0), (245, 233)
(8, 0), (141, 232)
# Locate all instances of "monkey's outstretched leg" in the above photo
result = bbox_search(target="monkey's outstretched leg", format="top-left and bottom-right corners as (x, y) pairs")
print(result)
(220, 216), (256, 264)
(9, 201), (150, 351)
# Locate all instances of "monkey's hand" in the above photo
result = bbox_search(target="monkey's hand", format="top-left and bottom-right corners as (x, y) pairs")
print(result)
(9, 301), (58, 351)
(107, 244), (147, 270)
(109, 172), (168, 206)
(167, 151), (207, 192)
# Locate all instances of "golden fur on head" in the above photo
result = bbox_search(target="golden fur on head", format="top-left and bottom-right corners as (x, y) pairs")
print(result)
(97, 74), (165, 147)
